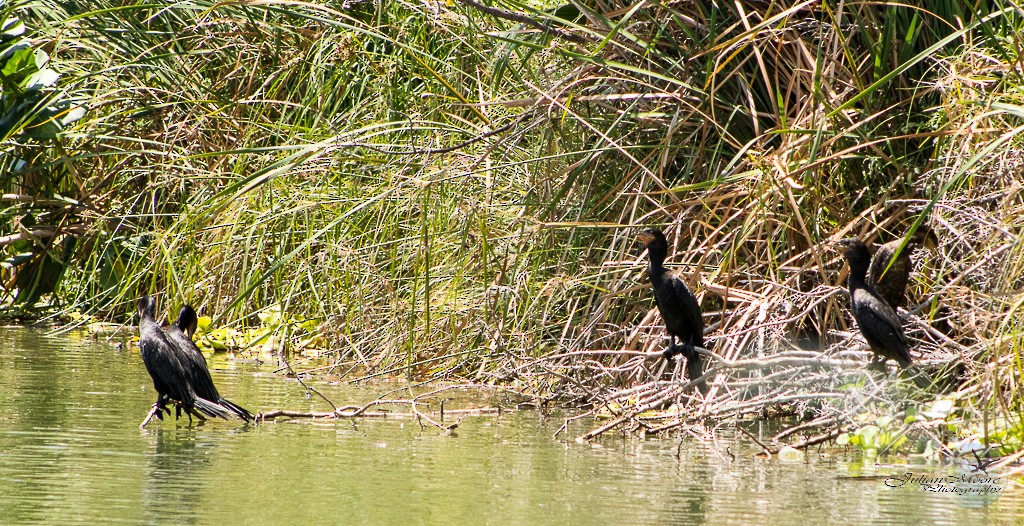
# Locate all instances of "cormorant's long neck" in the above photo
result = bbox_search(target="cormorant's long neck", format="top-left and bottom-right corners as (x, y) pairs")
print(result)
(139, 307), (159, 328)
(847, 259), (869, 292)
(647, 244), (667, 271)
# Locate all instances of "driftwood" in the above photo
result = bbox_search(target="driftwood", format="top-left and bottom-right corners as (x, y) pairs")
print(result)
(459, 196), (1008, 456)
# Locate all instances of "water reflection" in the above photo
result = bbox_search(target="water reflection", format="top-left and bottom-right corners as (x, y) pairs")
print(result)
(0, 328), (1021, 525)
(142, 428), (213, 525)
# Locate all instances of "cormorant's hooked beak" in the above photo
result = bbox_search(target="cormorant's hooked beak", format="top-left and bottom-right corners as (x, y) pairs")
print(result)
(635, 231), (655, 245)
(831, 238), (855, 251)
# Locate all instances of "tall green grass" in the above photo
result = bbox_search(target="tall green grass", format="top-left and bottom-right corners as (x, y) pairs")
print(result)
(4, 0), (1022, 434)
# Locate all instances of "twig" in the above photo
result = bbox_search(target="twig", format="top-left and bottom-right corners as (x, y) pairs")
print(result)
(554, 409), (596, 439)
(736, 424), (772, 458)
(771, 425), (857, 454)
(454, 0), (591, 45)
(579, 386), (684, 440)
(279, 327), (339, 413)
(772, 415), (846, 442)
(139, 404), (162, 429)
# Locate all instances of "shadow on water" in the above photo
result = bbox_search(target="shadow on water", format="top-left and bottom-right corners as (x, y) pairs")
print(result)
(0, 328), (1021, 525)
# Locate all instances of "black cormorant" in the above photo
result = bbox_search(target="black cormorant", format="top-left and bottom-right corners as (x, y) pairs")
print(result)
(637, 228), (708, 394)
(867, 224), (938, 310)
(836, 240), (931, 388)
(166, 305), (254, 422)
(137, 296), (235, 426)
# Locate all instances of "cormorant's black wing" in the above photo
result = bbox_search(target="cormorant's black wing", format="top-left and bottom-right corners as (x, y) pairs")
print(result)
(165, 323), (254, 422)
(852, 287), (911, 362)
(165, 324), (220, 401)
(661, 270), (708, 394)
(139, 319), (195, 406)
(668, 272), (704, 347)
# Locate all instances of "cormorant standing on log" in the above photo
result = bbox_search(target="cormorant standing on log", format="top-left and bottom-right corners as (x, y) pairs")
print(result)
(835, 240), (931, 389)
(166, 305), (254, 422)
(867, 224), (938, 310)
(637, 228), (708, 394)
(137, 296), (234, 427)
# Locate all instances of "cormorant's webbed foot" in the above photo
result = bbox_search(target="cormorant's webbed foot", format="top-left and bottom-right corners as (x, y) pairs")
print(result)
(663, 343), (685, 361)
(866, 355), (889, 373)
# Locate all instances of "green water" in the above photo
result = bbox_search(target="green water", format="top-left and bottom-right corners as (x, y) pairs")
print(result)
(0, 328), (1021, 525)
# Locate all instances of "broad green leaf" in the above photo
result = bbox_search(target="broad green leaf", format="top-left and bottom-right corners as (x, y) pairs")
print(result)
(1, 16), (24, 38)
(24, 68), (58, 91)
(61, 106), (85, 125)
(1, 44), (35, 78)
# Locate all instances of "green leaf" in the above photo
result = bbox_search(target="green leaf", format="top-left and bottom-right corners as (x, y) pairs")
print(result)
(31, 47), (46, 68)
(22, 117), (60, 139)
(1, 44), (36, 79)
(992, 102), (1024, 119)
(61, 105), (85, 125)
(1, 16), (25, 38)
(24, 68), (58, 91)
(778, 446), (804, 461)
(924, 399), (955, 419)
(858, 425), (879, 447)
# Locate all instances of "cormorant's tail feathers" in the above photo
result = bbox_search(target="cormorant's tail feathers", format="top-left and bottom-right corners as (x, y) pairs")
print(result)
(896, 358), (932, 389)
(218, 398), (255, 422)
(684, 348), (709, 395)
(663, 343), (710, 395)
(193, 397), (234, 420)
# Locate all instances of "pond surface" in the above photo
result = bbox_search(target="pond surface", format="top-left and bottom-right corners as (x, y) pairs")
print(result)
(0, 328), (1020, 525)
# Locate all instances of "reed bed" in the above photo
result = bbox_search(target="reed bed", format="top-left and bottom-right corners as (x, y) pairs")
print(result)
(3, 0), (1023, 450)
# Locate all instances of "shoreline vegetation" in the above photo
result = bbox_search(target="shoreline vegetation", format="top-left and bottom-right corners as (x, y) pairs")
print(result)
(3, 1), (1023, 462)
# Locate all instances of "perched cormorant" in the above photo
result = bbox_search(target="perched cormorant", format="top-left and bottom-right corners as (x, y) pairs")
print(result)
(137, 296), (235, 426)
(835, 240), (931, 388)
(867, 224), (938, 309)
(165, 305), (254, 422)
(637, 228), (708, 394)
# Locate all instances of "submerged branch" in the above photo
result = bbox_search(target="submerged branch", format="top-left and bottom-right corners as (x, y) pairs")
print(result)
(260, 383), (508, 431)
(257, 406), (500, 421)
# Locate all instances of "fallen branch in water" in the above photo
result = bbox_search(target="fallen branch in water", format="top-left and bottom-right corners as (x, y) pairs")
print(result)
(257, 406), (501, 421)
(766, 425), (859, 456)
(264, 382), (512, 431)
